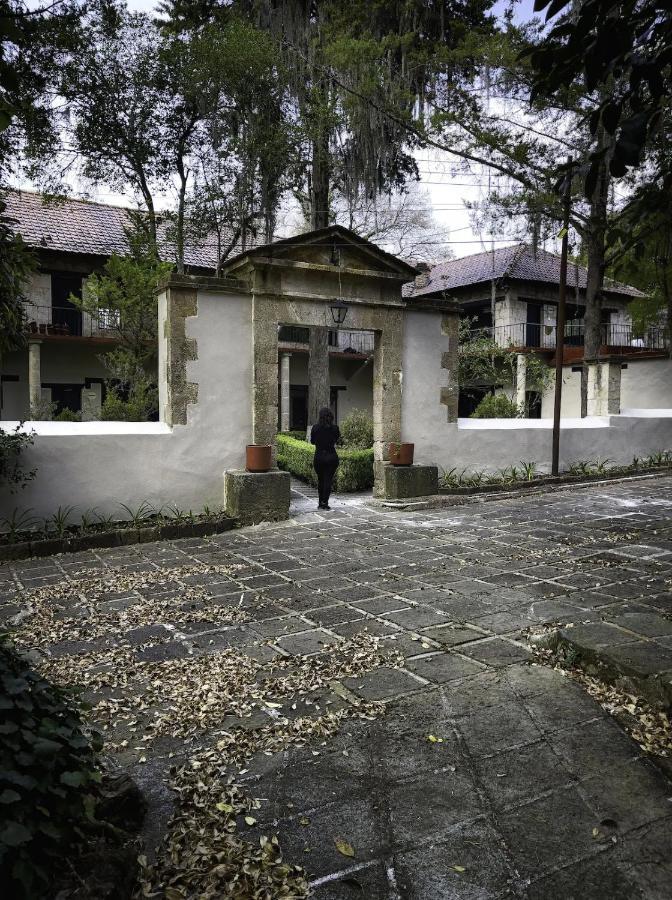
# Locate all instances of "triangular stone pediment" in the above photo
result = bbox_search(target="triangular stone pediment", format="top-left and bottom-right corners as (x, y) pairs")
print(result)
(220, 225), (417, 280)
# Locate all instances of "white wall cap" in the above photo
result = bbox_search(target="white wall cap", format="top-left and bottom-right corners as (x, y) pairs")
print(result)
(3, 421), (172, 436)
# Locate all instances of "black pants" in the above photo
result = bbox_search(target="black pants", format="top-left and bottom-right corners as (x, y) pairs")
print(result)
(314, 458), (338, 506)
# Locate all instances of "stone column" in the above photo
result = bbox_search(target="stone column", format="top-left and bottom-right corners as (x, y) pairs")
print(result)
(516, 353), (527, 411)
(586, 360), (621, 416)
(81, 385), (102, 421)
(440, 311), (459, 423)
(28, 340), (42, 415)
(279, 352), (291, 432)
(159, 285), (198, 426)
(372, 312), (403, 496)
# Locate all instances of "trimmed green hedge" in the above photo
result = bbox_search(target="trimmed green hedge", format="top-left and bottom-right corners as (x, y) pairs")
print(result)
(276, 434), (374, 492)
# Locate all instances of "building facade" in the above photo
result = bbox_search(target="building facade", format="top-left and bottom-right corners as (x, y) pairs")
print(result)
(403, 243), (669, 417)
(2, 192), (374, 425)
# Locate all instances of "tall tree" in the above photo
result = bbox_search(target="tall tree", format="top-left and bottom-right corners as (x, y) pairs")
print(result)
(164, 0), (497, 229)
(426, 18), (638, 414)
(60, 5), (294, 270)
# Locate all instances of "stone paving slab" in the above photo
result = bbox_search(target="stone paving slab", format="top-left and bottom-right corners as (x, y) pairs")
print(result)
(4, 476), (672, 896)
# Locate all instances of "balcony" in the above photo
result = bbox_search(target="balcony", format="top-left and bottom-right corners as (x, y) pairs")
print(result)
(23, 305), (120, 340)
(466, 323), (669, 353)
(278, 325), (374, 356)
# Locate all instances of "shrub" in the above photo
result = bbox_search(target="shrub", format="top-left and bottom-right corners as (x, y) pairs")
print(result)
(278, 429), (307, 441)
(470, 394), (522, 419)
(100, 380), (157, 422)
(0, 636), (102, 897)
(28, 398), (56, 421)
(339, 409), (373, 449)
(53, 407), (81, 422)
(276, 434), (374, 492)
(0, 425), (36, 493)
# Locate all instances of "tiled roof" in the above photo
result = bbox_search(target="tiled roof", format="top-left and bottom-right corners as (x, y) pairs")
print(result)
(403, 243), (645, 299)
(4, 190), (221, 270)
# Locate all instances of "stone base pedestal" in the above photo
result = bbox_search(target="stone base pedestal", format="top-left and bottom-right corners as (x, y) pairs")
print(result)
(384, 464), (438, 500)
(224, 469), (290, 526)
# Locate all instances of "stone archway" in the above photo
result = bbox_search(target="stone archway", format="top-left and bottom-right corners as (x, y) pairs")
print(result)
(220, 226), (413, 497)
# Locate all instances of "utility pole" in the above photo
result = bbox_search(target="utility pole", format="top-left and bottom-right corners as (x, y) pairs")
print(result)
(551, 158), (573, 476)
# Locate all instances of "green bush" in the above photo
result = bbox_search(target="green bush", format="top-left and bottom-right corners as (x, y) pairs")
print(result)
(276, 434), (374, 492)
(278, 429), (307, 441)
(0, 425), (36, 492)
(0, 636), (102, 897)
(470, 394), (522, 419)
(53, 407), (81, 422)
(100, 381), (157, 421)
(339, 409), (373, 450)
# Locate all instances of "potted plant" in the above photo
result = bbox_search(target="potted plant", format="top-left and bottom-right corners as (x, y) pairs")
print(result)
(246, 444), (273, 472)
(389, 442), (414, 466)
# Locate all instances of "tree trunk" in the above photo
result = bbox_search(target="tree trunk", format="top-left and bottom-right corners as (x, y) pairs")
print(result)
(308, 325), (330, 427)
(580, 134), (613, 417)
(175, 165), (187, 275)
(310, 127), (331, 230)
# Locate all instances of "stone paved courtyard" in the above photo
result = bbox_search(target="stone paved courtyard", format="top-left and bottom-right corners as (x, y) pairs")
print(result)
(3, 476), (672, 897)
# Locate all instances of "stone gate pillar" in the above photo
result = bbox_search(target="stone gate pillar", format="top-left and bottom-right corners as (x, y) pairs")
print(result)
(158, 284), (198, 426)
(586, 359), (621, 416)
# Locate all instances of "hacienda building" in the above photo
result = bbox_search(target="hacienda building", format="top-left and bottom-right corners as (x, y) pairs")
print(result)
(403, 244), (670, 417)
(1, 191), (375, 425)
(3, 191), (669, 426)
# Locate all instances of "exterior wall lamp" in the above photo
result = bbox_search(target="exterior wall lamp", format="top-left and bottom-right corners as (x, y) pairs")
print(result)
(329, 299), (349, 326)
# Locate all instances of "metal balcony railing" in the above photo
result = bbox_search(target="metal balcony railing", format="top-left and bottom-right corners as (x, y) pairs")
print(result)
(465, 322), (669, 352)
(23, 305), (120, 338)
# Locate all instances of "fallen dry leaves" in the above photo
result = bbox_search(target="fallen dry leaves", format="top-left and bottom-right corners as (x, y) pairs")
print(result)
(10, 561), (402, 899)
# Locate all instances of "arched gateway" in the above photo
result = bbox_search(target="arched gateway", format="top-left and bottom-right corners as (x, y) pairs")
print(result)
(160, 225), (460, 520)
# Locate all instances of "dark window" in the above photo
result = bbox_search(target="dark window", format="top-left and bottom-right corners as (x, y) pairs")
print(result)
(526, 302), (542, 347)
(526, 390), (542, 419)
(458, 388), (488, 417)
(290, 385), (308, 432)
(51, 273), (83, 336)
(47, 383), (82, 414)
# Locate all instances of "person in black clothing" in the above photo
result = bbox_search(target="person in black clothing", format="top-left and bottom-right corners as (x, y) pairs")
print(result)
(310, 407), (340, 510)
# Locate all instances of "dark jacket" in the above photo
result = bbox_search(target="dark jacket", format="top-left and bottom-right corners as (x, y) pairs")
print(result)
(310, 423), (340, 466)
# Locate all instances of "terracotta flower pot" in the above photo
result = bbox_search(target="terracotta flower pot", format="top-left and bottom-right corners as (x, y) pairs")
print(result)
(389, 442), (414, 466)
(246, 444), (272, 473)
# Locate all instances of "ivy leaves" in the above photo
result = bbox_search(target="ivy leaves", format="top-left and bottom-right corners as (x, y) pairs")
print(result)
(0, 636), (101, 898)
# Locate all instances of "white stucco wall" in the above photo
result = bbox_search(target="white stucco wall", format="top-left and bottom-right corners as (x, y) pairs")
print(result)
(1, 290), (253, 519)
(539, 357), (672, 419)
(402, 307), (672, 476)
(621, 357), (672, 409)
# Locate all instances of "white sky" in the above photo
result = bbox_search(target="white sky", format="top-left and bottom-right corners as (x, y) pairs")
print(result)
(17, 0), (543, 262)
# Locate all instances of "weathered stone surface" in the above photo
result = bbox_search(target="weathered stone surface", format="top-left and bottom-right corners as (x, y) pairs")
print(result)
(383, 463), (439, 499)
(224, 468), (290, 525)
(5, 475), (672, 897)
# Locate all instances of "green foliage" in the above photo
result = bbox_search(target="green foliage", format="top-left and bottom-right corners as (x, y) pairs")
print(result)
(470, 394), (522, 419)
(526, 0), (672, 190)
(339, 409), (373, 450)
(276, 434), (373, 492)
(278, 430), (307, 441)
(0, 425), (36, 492)
(77, 223), (171, 366)
(99, 352), (158, 422)
(0, 195), (33, 354)
(28, 397), (56, 421)
(458, 319), (553, 398)
(0, 635), (101, 898)
(53, 407), (81, 422)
